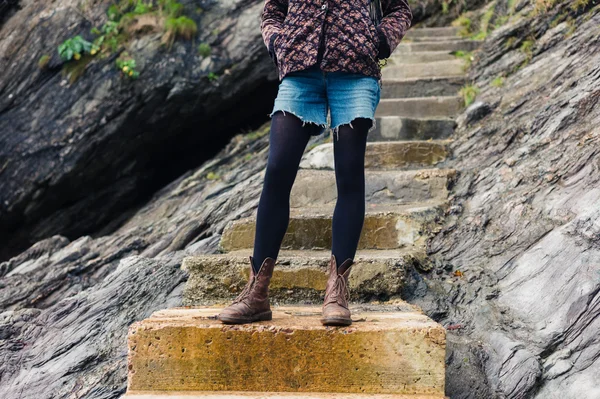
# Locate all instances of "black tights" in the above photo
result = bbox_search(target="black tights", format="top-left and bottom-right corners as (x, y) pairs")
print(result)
(251, 110), (370, 273)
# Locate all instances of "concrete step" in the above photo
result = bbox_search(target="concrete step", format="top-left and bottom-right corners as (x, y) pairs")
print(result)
(380, 76), (465, 99)
(393, 40), (481, 53)
(126, 306), (446, 395)
(182, 249), (430, 305)
(369, 116), (455, 141)
(405, 26), (460, 38)
(375, 96), (463, 118)
(219, 201), (447, 252)
(123, 393), (447, 399)
(290, 169), (455, 208)
(381, 60), (466, 80)
(386, 51), (457, 64)
(405, 36), (462, 42)
(300, 141), (450, 170)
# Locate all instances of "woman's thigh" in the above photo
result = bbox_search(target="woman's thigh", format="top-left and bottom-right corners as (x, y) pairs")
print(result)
(269, 65), (329, 136)
(326, 71), (381, 137)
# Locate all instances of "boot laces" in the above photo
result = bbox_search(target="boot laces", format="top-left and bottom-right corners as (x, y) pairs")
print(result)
(325, 274), (350, 306)
(232, 276), (255, 304)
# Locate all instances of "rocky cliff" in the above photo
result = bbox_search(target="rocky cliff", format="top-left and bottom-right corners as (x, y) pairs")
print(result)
(1, 0), (599, 398)
(0, 0), (278, 261)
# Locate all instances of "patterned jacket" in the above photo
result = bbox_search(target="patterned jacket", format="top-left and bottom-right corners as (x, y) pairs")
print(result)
(260, 0), (412, 84)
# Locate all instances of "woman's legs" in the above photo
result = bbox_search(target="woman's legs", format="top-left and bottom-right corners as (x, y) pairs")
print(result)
(331, 117), (370, 265)
(251, 110), (322, 273)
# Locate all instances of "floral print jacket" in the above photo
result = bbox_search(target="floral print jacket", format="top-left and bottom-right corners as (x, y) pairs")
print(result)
(260, 0), (412, 83)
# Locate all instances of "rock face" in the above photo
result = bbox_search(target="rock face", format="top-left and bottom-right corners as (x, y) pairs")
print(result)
(0, 0), (278, 261)
(0, 1), (599, 399)
(413, 2), (600, 398)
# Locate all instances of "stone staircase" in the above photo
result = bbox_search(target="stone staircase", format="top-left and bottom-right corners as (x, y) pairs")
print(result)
(123, 26), (480, 399)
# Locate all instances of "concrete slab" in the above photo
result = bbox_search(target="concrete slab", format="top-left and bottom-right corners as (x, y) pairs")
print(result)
(405, 27), (460, 38)
(300, 141), (450, 171)
(219, 201), (447, 252)
(380, 76), (465, 99)
(369, 116), (455, 141)
(290, 169), (455, 207)
(375, 96), (463, 118)
(123, 391), (447, 398)
(127, 306), (446, 395)
(381, 60), (466, 80)
(385, 51), (457, 64)
(182, 249), (430, 305)
(393, 40), (482, 53)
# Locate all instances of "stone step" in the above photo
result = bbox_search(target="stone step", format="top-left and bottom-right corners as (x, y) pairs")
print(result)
(290, 169), (455, 208)
(375, 96), (463, 118)
(386, 51), (457, 64)
(300, 141), (450, 170)
(369, 116), (455, 141)
(381, 60), (466, 80)
(123, 393), (447, 399)
(380, 77), (465, 99)
(126, 306), (446, 395)
(182, 249), (430, 305)
(405, 36), (462, 42)
(405, 26), (460, 38)
(392, 40), (481, 54)
(219, 201), (446, 252)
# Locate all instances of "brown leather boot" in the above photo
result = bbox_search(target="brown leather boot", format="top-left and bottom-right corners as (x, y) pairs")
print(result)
(218, 256), (276, 324)
(321, 254), (354, 326)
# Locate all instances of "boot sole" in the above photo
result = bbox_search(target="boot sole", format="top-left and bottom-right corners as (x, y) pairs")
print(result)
(320, 317), (352, 326)
(218, 310), (273, 325)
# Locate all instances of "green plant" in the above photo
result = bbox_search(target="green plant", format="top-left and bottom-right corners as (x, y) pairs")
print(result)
(133, 0), (153, 14)
(452, 50), (474, 70)
(206, 171), (220, 180)
(478, 3), (496, 37)
(571, 0), (590, 11)
(207, 72), (219, 81)
(442, 1), (450, 14)
(504, 36), (518, 49)
(116, 55), (140, 79)
(58, 35), (93, 61)
(533, 0), (560, 15)
(520, 39), (535, 60)
(452, 14), (472, 37)
(163, 16), (197, 48)
(38, 54), (51, 69)
(460, 84), (480, 107)
(159, 0), (184, 17)
(198, 42), (211, 58)
(491, 76), (505, 87)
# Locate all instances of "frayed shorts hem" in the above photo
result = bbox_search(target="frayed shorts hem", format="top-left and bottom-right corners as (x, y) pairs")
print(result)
(267, 64), (381, 140)
(268, 108), (328, 136)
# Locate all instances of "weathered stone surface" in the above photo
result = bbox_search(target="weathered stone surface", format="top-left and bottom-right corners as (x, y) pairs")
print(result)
(455, 100), (494, 128)
(219, 202), (447, 252)
(290, 169), (455, 207)
(386, 51), (457, 64)
(369, 116), (456, 141)
(127, 306), (446, 395)
(380, 76), (465, 99)
(393, 40), (482, 54)
(122, 393), (448, 399)
(376, 96), (463, 118)
(382, 60), (466, 80)
(410, 3), (600, 399)
(404, 27), (460, 38)
(0, 0), (278, 260)
(300, 141), (450, 170)
(182, 249), (430, 305)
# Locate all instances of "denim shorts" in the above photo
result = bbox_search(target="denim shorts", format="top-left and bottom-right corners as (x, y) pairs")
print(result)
(268, 64), (382, 139)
